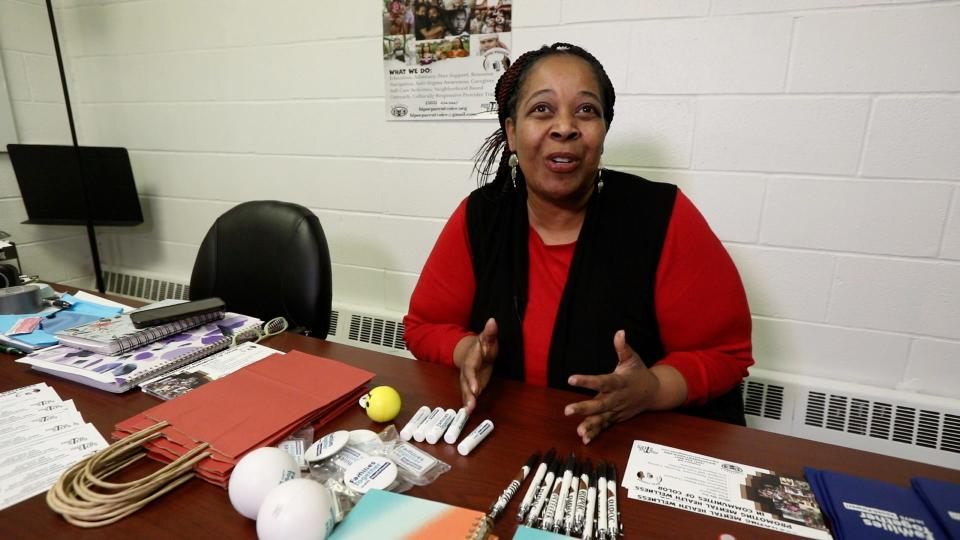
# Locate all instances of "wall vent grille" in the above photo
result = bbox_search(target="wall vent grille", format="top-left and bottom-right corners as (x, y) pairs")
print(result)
(805, 391), (826, 427)
(104, 271), (190, 301)
(741, 380), (785, 421)
(347, 314), (406, 351)
(800, 391), (958, 456)
(329, 310), (339, 337)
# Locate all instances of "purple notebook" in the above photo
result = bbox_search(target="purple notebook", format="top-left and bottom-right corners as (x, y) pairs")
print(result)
(17, 314), (261, 393)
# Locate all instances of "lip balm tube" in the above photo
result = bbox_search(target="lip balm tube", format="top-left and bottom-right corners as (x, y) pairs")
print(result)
(426, 408), (457, 444)
(414, 407), (444, 442)
(399, 405), (431, 441)
(456, 419), (494, 456)
(443, 407), (470, 444)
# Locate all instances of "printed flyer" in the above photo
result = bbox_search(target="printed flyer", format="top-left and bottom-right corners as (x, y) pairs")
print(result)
(381, 0), (513, 120)
(623, 440), (833, 540)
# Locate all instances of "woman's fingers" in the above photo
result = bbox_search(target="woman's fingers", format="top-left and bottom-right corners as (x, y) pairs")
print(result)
(564, 394), (610, 417)
(576, 412), (612, 445)
(567, 372), (623, 393)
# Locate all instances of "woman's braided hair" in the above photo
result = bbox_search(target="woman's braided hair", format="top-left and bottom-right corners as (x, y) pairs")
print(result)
(473, 42), (616, 189)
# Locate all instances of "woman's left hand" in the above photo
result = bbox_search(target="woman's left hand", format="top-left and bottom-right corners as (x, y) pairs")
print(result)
(564, 330), (675, 444)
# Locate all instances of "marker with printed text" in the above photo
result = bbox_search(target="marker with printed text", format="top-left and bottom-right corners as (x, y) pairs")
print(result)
(526, 458), (559, 528)
(517, 448), (555, 522)
(489, 451), (539, 520)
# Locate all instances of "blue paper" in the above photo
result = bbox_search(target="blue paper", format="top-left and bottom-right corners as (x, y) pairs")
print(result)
(806, 467), (947, 540)
(0, 294), (123, 347)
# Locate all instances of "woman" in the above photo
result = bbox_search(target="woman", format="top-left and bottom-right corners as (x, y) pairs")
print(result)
(404, 43), (753, 444)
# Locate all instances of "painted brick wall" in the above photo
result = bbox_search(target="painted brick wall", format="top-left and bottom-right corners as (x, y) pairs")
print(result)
(0, 0), (957, 401)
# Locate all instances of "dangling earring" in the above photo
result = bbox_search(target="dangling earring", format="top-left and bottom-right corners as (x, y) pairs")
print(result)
(596, 163), (604, 193)
(509, 152), (519, 189)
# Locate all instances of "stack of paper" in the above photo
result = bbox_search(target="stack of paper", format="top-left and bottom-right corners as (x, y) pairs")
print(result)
(0, 383), (107, 510)
(113, 350), (374, 488)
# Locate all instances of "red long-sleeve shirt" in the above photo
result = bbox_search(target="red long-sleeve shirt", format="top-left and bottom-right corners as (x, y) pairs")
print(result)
(403, 190), (753, 405)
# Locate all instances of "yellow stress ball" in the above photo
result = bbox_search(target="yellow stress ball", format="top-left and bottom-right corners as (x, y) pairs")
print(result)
(359, 386), (402, 423)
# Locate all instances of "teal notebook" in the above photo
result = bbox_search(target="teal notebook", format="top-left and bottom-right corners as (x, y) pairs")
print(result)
(512, 525), (575, 538)
(329, 489), (494, 540)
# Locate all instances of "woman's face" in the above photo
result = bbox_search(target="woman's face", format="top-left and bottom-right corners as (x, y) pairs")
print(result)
(506, 55), (606, 208)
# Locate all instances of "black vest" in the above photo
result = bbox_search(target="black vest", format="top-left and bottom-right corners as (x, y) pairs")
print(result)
(465, 170), (745, 425)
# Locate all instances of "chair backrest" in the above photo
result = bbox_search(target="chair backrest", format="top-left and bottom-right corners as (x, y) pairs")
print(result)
(189, 200), (331, 338)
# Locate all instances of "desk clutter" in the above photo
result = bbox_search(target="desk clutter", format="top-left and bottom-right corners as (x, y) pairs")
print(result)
(0, 383), (108, 511)
(46, 350), (373, 527)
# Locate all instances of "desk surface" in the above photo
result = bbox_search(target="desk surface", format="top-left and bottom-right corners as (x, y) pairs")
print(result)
(2, 332), (959, 540)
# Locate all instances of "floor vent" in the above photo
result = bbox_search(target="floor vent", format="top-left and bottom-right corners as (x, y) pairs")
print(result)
(346, 314), (407, 351)
(745, 369), (960, 469)
(742, 380), (785, 421)
(326, 303), (412, 359)
(103, 270), (190, 301)
(329, 310), (339, 337)
(98, 271), (412, 359)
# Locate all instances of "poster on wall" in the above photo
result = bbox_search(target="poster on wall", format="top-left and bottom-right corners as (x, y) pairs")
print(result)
(382, 0), (513, 121)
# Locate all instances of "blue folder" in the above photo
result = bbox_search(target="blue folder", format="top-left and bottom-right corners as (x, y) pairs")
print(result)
(806, 467), (947, 540)
(912, 477), (960, 540)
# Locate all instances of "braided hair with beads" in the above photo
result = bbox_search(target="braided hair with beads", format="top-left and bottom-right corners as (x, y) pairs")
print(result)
(473, 42), (616, 191)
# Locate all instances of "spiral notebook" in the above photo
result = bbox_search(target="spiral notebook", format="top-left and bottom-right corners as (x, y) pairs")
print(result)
(55, 310), (225, 355)
(328, 489), (495, 540)
(17, 313), (262, 393)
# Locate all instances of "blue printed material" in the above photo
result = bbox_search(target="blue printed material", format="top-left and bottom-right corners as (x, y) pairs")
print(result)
(912, 477), (960, 540)
(0, 293), (122, 348)
(806, 468), (947, 540)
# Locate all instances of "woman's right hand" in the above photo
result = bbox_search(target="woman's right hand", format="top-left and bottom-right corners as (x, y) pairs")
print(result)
(453, 317), (499, 414)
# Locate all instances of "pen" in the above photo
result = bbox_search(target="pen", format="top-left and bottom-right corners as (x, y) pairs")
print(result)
(606, 463), (620, 539)
(541, 455), (568, 531)
(551, 452), (575, 532)
(573, 459), (592, 536)
(562, 460), (581, 535)
(525, 457), (559, 528)
(582, 464), (597, 540)
(596, 461), (608, 540)
(489, 451), (540, 520)
(517, 447), (555, 522)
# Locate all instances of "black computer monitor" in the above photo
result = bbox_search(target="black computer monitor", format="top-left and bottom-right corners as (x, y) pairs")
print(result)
(7, 144), (144, 226)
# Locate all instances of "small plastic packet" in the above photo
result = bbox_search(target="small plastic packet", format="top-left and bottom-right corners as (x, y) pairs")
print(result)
(366, 424), (451, 487)
(276, 425), (314, 471)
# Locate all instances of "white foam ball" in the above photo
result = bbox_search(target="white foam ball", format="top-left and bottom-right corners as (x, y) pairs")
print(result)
(229, 447), (299, 519)
(256, 478), (336, 540)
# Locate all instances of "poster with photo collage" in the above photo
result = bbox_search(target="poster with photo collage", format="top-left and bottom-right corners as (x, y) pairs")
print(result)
(382, 0), (513, 120)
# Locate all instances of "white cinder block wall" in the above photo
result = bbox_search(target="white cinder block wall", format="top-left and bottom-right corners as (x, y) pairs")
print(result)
(0, 0), (92, 285)
(1, 0), (958, 402)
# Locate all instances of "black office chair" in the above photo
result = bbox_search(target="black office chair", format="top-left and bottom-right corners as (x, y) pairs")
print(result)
(189, 200), (332, 338)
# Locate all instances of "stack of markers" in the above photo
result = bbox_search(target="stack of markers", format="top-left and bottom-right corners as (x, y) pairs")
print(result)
(397, 405), (494, 456)
(487, 449), (622, 539)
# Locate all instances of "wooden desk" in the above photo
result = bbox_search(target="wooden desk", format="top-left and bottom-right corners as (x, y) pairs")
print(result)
(1, 332), (958, 540)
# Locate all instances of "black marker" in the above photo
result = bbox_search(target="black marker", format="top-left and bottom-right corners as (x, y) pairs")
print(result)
(518, 448), (555, 522)
(489, 452), (540, 520)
